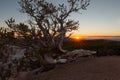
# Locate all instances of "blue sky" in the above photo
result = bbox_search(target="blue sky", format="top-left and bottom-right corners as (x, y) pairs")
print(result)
(0, 0), (120, 36)
(0, 0), (28, 26)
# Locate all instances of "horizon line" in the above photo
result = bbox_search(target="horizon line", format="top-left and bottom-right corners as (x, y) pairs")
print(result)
(82, 36), (120, 37)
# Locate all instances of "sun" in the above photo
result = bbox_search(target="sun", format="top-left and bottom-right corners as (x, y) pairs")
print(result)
(74, 36), (80, 40)
(71, 36), (81, 41)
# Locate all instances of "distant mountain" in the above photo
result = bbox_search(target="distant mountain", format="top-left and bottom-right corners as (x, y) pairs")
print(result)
(81, 36), (120, 41)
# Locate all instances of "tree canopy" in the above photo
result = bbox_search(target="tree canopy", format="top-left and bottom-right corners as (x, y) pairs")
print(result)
(17, 0), (90, 53)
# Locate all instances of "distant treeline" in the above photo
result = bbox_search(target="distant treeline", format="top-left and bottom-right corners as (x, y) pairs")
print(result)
(63, 39), (120, 56)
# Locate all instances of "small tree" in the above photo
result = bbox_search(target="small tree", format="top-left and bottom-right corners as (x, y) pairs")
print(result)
(0, 27), (15, 44)
(5, 18), (35, 46)
(18, 0), (90, 53)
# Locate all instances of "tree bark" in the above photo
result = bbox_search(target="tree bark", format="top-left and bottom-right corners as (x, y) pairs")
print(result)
(58, 43), (67, 53)
(57, 32), (67, 53)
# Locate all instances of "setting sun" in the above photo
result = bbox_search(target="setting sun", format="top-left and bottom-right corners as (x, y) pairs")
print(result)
(74, 36), (80, 40)
(71, 36), (82, 42)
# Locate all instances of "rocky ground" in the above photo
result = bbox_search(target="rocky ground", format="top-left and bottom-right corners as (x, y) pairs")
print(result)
(13, 56), (120, 80)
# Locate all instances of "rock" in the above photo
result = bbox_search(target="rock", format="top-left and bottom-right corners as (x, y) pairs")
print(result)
(11, 49), (26, 60)
(57, 58), (67, 64)
(1, 45), (26, 61)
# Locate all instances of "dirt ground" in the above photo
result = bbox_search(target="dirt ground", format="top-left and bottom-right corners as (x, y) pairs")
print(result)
(14, 56), (120, 80)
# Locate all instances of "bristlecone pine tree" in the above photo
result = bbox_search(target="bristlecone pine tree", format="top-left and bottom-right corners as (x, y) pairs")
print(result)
(18, 0), (90, 53)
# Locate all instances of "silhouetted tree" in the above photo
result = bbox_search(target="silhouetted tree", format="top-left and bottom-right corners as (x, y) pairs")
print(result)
(18, 0), (90, 53)
(0, 27), (7, 38)
(5, 18), (29, 36)
(0, 27), (15, 44)
(5, 18), (34, 46)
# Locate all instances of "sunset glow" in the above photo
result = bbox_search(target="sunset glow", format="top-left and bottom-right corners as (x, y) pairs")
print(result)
(71, 35), (82, 42)
(74, 36), (81, 40)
